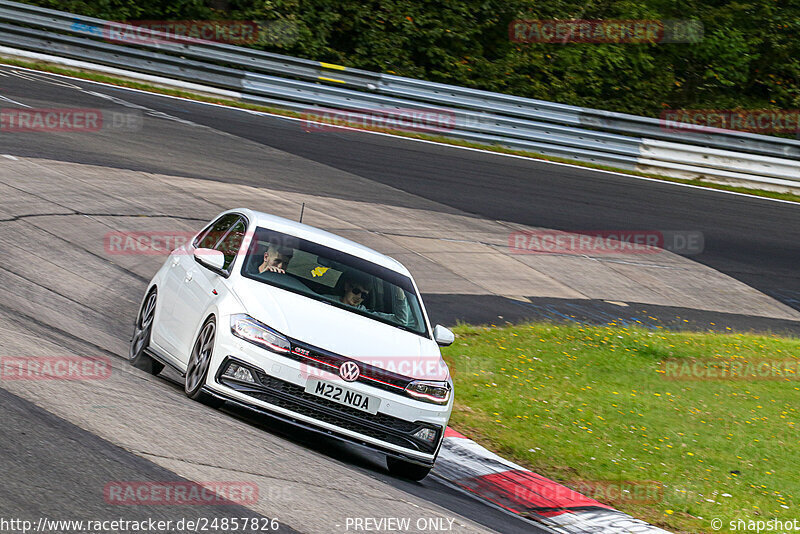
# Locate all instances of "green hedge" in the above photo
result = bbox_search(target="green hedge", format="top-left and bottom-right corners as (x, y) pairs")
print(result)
(24, 0), (800, 120)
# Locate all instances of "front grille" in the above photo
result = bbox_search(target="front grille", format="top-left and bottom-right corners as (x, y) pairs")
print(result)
(217, 359), (439, 454)
(254, 370), (418, 432)
(283, 339), (414, 395)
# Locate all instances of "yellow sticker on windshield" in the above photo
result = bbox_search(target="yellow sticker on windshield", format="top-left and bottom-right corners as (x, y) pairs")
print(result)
(311, 266), (330, 277)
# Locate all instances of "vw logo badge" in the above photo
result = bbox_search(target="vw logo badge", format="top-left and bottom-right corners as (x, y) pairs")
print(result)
(339, 361), (360, 382)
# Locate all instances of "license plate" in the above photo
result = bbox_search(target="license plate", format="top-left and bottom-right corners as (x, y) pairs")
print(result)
(304, 379), (380, 415)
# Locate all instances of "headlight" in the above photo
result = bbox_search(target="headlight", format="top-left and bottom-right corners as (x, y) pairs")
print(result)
(230, 314), (290, 354)
(405, 380), (451, 405)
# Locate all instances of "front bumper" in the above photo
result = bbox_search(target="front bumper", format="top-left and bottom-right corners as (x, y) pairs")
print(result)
(205, 326), (452, 466)
(217, 357), (442, 460)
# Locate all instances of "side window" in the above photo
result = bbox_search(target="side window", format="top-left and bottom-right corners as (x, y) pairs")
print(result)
(194, 214), (240, 250)
(215, 217), (247, 271)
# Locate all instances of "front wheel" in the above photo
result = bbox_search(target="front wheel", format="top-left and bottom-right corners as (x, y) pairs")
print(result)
(129, 289), (164, 375)
(386, 456), (432, 481)
(185, 317), (224, 408)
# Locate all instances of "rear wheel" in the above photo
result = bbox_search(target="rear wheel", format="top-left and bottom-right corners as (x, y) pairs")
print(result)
(129, 289), (164, 375)
(386, 456), (432, 481)
(185, 317), (224, 408)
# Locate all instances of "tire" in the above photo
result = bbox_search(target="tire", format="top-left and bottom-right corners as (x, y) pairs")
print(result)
(129, 289), (165, 375)
(185, 317), (224, 408)
(386, 456), (432, 481)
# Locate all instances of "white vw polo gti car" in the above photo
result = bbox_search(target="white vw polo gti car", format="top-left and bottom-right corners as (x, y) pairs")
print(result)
(129, 209), (455, 480)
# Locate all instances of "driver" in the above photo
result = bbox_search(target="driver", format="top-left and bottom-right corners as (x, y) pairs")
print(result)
(258, 244), (293, 273)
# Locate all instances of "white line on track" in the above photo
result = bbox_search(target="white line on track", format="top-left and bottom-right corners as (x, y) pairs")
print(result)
(0, 93), (31, 107)
(8, 67), (83, 89)
(82, 89), (200, 126)
(2, 61), (798, 207)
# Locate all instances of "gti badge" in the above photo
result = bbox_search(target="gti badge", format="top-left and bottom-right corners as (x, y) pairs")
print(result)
(339, 361), (360, 382)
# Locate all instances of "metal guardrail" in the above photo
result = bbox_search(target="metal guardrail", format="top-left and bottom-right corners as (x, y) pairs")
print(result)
(0, 0), (798, 189)
(379, 75), (800, 160)
(0, 1), (382, 88)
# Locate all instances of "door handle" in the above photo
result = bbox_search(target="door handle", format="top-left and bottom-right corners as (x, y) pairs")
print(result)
(184, 272), (193, 282)
(171, 257), (180, 267)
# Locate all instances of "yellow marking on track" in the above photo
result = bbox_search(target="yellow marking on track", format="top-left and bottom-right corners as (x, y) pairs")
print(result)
(318, 76), (346, 84)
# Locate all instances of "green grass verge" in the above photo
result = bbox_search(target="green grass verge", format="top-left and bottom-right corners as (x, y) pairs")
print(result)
(2, 55), (799, 204)
(442, 323), (800, 533)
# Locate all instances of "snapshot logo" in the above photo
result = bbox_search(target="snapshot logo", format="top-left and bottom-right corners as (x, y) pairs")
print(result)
(302, 106), (456, 134)
(727, 519), (800, 533)
(515, 480), (663, 506)
(508, 230), (703, 255)
(0, 356), (111, 381)
(0, 108), (142, 133)
(509, 19), (703, 44)
(299, 355), (450, 382)
(661, 358), (800, 381)
(71, 19), (299, 46)
(661, 109), (800, 134)
(104, 481), (258, 505)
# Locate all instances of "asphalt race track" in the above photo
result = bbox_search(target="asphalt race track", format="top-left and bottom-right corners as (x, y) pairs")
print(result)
(0, 66), (548, 534)
(1, 67), (797, 319)
(0, 64), (798, 534)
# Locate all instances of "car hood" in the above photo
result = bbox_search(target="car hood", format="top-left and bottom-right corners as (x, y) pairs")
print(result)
(233, 278), (447, 380)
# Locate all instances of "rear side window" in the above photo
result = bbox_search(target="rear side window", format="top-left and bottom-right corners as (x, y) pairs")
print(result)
(194, 214), (241, 250)
(193, 213), (248, 274)
(215, 217), (247, 271)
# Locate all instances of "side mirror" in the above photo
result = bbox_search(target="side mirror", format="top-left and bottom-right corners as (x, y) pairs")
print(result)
(433, 325), (455, 347)
(194, 248), (226, 272)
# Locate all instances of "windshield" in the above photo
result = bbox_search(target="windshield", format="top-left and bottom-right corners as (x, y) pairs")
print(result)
(240, 227), (428, 336)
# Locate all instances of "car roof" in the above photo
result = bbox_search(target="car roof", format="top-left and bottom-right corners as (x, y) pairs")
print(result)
(231, 208), (412, 277)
